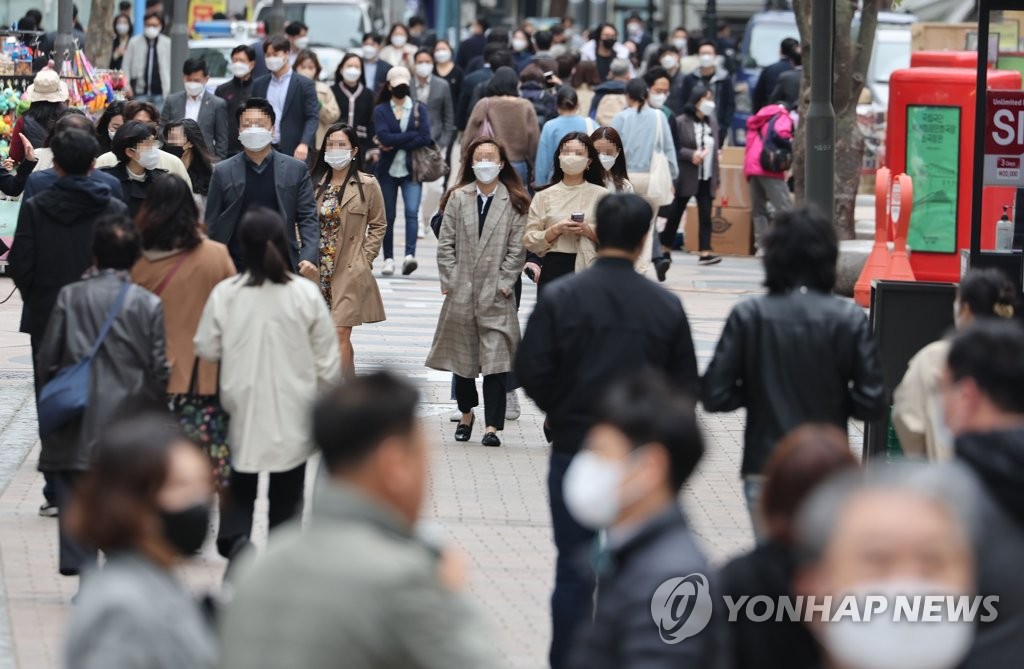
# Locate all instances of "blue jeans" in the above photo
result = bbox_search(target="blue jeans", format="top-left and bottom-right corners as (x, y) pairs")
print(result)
(379, 173), (422, 259)
(548, 450), (597, 669)
(510, 159), (530, 192)
(744, 474), (767, 543)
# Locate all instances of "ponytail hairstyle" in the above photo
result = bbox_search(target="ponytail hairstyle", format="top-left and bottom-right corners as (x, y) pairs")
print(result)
(238, 207), (293, 286)
(959, 268), (1017, 320)
(625, 77), (649, 112)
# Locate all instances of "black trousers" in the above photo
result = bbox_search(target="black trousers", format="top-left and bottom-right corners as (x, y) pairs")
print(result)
(217, 462), (306, 556)
(455, 374), (506, 430)
(31, 333), (57, 506)
(537, 252), (576, 296)
(53, 470), (97, 576)
(659, 179), (715, 253)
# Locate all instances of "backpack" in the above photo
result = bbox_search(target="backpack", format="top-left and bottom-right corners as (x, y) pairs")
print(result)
(758, 112), (793, 173)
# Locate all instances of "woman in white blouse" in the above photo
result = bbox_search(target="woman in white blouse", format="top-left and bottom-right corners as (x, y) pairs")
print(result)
(194, 207), (341, 559)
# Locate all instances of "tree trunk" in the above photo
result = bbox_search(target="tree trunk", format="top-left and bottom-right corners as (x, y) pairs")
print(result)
(86, 0), (114, 69)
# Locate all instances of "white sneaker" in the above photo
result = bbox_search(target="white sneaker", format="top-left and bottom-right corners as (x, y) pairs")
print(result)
(505, 391), (520, 421)
(402, 255), (418, 276)
(449, 409), (463, 422)
(382, 258), (395, 276)
(418, 225), (426, 239)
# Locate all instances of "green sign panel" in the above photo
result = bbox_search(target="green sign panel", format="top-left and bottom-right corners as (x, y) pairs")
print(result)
(905, 106), (960, 254)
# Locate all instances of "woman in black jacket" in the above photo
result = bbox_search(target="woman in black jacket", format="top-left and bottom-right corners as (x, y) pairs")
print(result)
(331, 54), (377, 168)
(101, 121), (168, 219)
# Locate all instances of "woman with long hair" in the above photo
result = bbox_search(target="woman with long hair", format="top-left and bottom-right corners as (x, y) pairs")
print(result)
(372, 66), (432, 276)
(427, 138), (529, 446)
(162, 119), (213, 215)
(591, 126), (633, 193)
(307, 123), (387, 379)
(195, 208), (341, 560)
(131, 174), (236, 489)
(330, 53), (377, 165)
(523, 131), (607, 292)
(432, 39), (464, 104)
(65, 416), (217, 668)
(102, 120), (168, 218)
(95, 100), (126, 156)
(510, 28), (535, 72)
(294, 49), (341, 148)
(534, 86), (595, 187)
(464, 66), (539, 189)
(110, 13), (132, 69)
(379, 23), (417, 69)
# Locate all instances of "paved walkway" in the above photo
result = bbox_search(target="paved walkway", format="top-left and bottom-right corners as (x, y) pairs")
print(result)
(0, 238), (859, 668)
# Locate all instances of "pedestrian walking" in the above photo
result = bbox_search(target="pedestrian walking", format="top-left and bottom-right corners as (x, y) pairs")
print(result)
(22, 112), (123, 201)
(464, 66), (539, 188)
(65, 416), (217, 669)
(219, 373), (500, 669)
(433, 39), (464, 107)
(102, 120), (169, 218)
(293, 49), (341, 149)
(579, 23), (633, 81)
(590, 125), (632, 193)
(893, 268), (1016, 461)
(379, 23), (417, 69)
(373, 66), (432, 276)
(9, 68), (66, 165)
(427, 138), (529, 447)
(94, 101), (192, 186)
(308, 123), (387, 379)
(702, 205), (886, 536)
(523, 131), (607, 292)
(131, 174), (236, 487)
(204, 97), (318, 273)
(534, 87), (595, 188)
(516, 192), (699, 669)
(214, 44), (256, 157)
(680, 40), (736, 146)
(744, 102), (794, 251)
(95, 100), (125, 156)
(122, 12), (171, 105)
(330, 54), (378, 168)
(251, 35), (319, 161)
(360, 32), (393, 94)
(194, 208), (341, 559)
(161, 119), (213, 216)
(569, 60), (600, 120)
(37, 215), (169, 581)
(411, 47), (456, 237)
(161, 58), (229, 159)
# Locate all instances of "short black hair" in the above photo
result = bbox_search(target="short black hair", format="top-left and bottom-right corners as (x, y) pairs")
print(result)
(409, 16), (425, 29)
(182, 57), (207, 76)
(236, 96), (276, 126)
(119, 1), (131, 10)
(314, 371), (419, 473)
(263, 34), (290, 54)
(414, 47), (433, 62)
(111, 120), (157, 164)
(44, 107), (89, 147)
(362, 32), (382, 45)
(948, 319), (1024, 415)
(92, 214), (141, 270)
(596, 371), (704, 491)
(25, 8), (42, 25)
(51, 127), (98, 175)
(284, 20), (307, 37)
(781, 37), (800, 60)
(762, 205), (838, 294)
(595, 192), (651, 251)
(534, 29), (553, 50)
(697, 39), (717, 52)
(144, 11), (164, 27)
(231, 44), (256, 61)
(643, 66), (670, 87)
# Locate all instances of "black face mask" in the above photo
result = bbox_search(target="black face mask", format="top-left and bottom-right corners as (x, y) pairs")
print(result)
(163, 144), (185, 159)
(160, 503), (210, 556)
(391, 84), (410, 99)
(601, 37), (616, 50)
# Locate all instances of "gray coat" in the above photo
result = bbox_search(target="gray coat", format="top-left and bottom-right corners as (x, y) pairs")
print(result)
(37, 272), (169, 472)
(413, 75), (456, 148)
(219, 482), (501, 669)
(161, 90), (231, 159)
(426, 182), (526, 378)
(675, 112), (720, 199)
(205, 150), (319, 269)
(65, 552), (217, 669)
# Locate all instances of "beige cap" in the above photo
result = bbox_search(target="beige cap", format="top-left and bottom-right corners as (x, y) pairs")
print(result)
(387, 66), (411, 87)
(25, 69), (69, 103)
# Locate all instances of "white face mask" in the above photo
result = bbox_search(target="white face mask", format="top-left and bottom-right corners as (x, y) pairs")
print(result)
(144, 26), (161, 40)
(660, 55), (679, 71)
(115, 22), (130, 35)
(229, 61), (252, 79)
(362, 44), (378, 60)
(296, 67), (316, 80)
(698, 99), (717, 117)
(184, 81), (205, 97)
(239, 126), (273, 151)
(265, 56), (286, 73)
(699, 53), (716, 69)
(434, 49), (452, 64)
(414, 62), (433, 78)
(472, 160), (501, 184)
(294, 36), (309, 50)
(821, 579), (974, 669)
(108, 128), (118, 140)
(563, 451), (625, 529)
(649, 92), (667, 109)
(598, 153), (618, 170)
(325, 149), (352, 170)
(627, 23), (642, 36)
(672, 37), (688, 53)
(512, 37), (529, 52)
(136, 146), (160, 170)
(559, 154), (588, 176)
(342, 66), (362, 83)
(391, 34), (407, 48)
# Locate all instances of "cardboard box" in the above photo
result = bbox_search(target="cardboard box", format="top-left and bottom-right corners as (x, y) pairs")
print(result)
(720, 146), (745, 167)
(684, 204), (754, 256)
(713, 164), (751, 209)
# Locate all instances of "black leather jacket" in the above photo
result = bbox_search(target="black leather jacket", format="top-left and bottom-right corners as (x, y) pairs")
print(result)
(702, 287), (886, 475)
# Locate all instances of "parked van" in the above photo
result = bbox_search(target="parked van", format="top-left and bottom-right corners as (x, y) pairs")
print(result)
(252, 0), (382, 52)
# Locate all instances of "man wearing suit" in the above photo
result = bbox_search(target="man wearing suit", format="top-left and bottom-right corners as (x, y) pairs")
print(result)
(162, 57), (230, 159)
(251, 35), (318, 162)
(205, 97), (317, 274)
(361, 33), (392, 94)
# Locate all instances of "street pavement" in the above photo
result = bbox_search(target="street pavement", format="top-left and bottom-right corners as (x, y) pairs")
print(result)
(0, 232), (863, 668)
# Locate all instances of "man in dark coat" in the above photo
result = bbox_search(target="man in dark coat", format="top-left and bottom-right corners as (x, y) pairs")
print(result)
(516, 192), (699, 669)
(456, 18), (488, 71)
(250, 35), (319, 161)
(753, 37), (800, 112)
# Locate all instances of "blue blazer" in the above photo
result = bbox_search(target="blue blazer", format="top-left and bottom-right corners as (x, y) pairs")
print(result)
(372, 101), (433, 179)
(251, 73), (319, 156)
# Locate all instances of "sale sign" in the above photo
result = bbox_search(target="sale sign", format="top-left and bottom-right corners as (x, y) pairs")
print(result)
(984, 90), (1024, 186)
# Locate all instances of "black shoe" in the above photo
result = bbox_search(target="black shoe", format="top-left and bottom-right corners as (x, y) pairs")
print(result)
(698, 254), (722, 266)
(482, 432), (501, 447)
(455, 414), (475, 442)
(654, 257), (671, 283)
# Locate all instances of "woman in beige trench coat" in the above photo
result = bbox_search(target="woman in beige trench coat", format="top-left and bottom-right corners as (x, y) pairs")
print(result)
(426, 138), (529, 447)
(302, 123), (386, 379)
